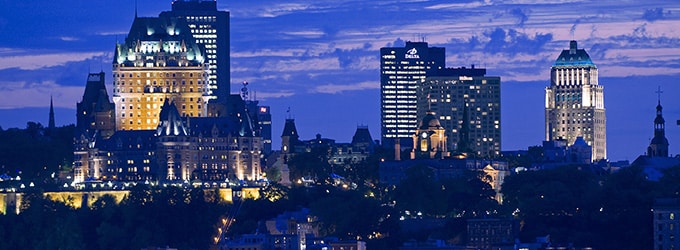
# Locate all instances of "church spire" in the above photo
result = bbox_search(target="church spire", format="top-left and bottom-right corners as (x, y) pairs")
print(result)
(48, 95), (55, 130)
(648, 87), (669, 157)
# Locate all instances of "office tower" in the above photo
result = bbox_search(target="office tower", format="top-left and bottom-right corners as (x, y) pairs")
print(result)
(160, 0), (230, 103)
(112, 15), (210, 131)
(255, 105), (272, 155)
(648, 95), (669, 157)
(380, 41), (445, 148)
(545, 40), (606, 161)
(419, 67), (501, 158)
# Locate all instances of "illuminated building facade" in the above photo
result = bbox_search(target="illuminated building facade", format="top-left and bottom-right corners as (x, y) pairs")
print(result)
(380, 41), (445, 148)
(113, 15), (210, 131)
(75, 98), (262, 183)
(545, 40), (606, 161)
(410, 111), (449, 159)
(419, 67), (501, 158)
(160, 0), (230, 103)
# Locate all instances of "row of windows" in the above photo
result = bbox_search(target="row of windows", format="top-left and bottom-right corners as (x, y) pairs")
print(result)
(116, 79), (203, 86)
(115, 86), (204, 94)
(116, 72), (205, 78)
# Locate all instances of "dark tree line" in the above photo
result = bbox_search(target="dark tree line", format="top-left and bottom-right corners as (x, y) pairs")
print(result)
(502, 164), (680, 249)
(0, 186), (229, 249)
(0, 123), (75, 184)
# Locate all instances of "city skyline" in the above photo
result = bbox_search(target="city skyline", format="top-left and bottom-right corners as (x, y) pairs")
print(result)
(1, 0), (680, 161)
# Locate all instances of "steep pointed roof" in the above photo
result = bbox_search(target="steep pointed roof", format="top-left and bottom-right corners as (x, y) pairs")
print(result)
(156, 99), (188, 136)
(48, 96), (55, 129)
(80, 72), (109, 105)
(351, 126), (374, 144)
(282, 118), (299, 138)
(115, 15), (204, 66)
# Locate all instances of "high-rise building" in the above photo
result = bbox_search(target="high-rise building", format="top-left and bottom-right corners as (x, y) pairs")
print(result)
(255, 105), (272, 155)
(545, 40), (606, 161)
(160, 0), (230, 103)
(419, 67), (501, 158)
(380, 41), (445, 148)
(112, 15), (210, 131)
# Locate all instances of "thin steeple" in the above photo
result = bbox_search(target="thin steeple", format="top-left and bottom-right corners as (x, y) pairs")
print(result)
(48, 95), (55, 130)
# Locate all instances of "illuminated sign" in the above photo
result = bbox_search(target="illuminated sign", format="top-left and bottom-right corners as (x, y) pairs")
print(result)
(405, 48), (420, 59)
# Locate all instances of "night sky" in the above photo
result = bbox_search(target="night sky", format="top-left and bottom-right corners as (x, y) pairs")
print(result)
(1, 0), (680, 161)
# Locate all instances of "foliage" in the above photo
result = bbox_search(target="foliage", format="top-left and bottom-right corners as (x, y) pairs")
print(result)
(391, 165), (498, 217)
(287, 145), (332, 183)
(0, 187), (229, 249)
(501, 165), (658, 249)
(0, 123), (75, 184)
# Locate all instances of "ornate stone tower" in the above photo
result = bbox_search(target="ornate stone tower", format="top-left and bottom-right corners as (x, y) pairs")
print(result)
(545, 40), (606, 161)
(411, 110), (449, 159)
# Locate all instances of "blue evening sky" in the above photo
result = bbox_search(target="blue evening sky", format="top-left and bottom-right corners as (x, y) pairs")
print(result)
(1, 0), (680, 161)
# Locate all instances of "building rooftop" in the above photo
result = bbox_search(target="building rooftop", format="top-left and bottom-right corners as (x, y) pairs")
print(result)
(552, 40), (596, 67)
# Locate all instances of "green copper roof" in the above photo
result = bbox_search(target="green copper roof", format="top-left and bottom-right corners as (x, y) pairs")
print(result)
(552, 41), (596, 67)
(115, 16), (204, 66)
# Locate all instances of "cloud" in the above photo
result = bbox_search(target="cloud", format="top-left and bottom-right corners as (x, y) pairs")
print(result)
(642, 7), (664, 22)
(509, 8), (530, 26)
(441, 28), (555, 56)
(252, 90), (296, 99)
(0, 80), (83, 109)
(0, 51), (106, 70)
(282, 30), (326, 38)
(59, 36), (79, 42)
(96, 31), (129, 36)
(312, 81), (378, 94)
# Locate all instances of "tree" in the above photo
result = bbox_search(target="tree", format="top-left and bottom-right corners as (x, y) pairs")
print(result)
(288, 145), (332, 183)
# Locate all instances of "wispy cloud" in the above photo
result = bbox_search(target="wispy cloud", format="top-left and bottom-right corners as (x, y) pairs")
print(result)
(312, 81), (378, 94)
(252, 90), (296, 99)
(59, 36), (79, 42)
(0, 51), (106, 70)
(0, 80), (83, 109)
(282, 30), (326, 38)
